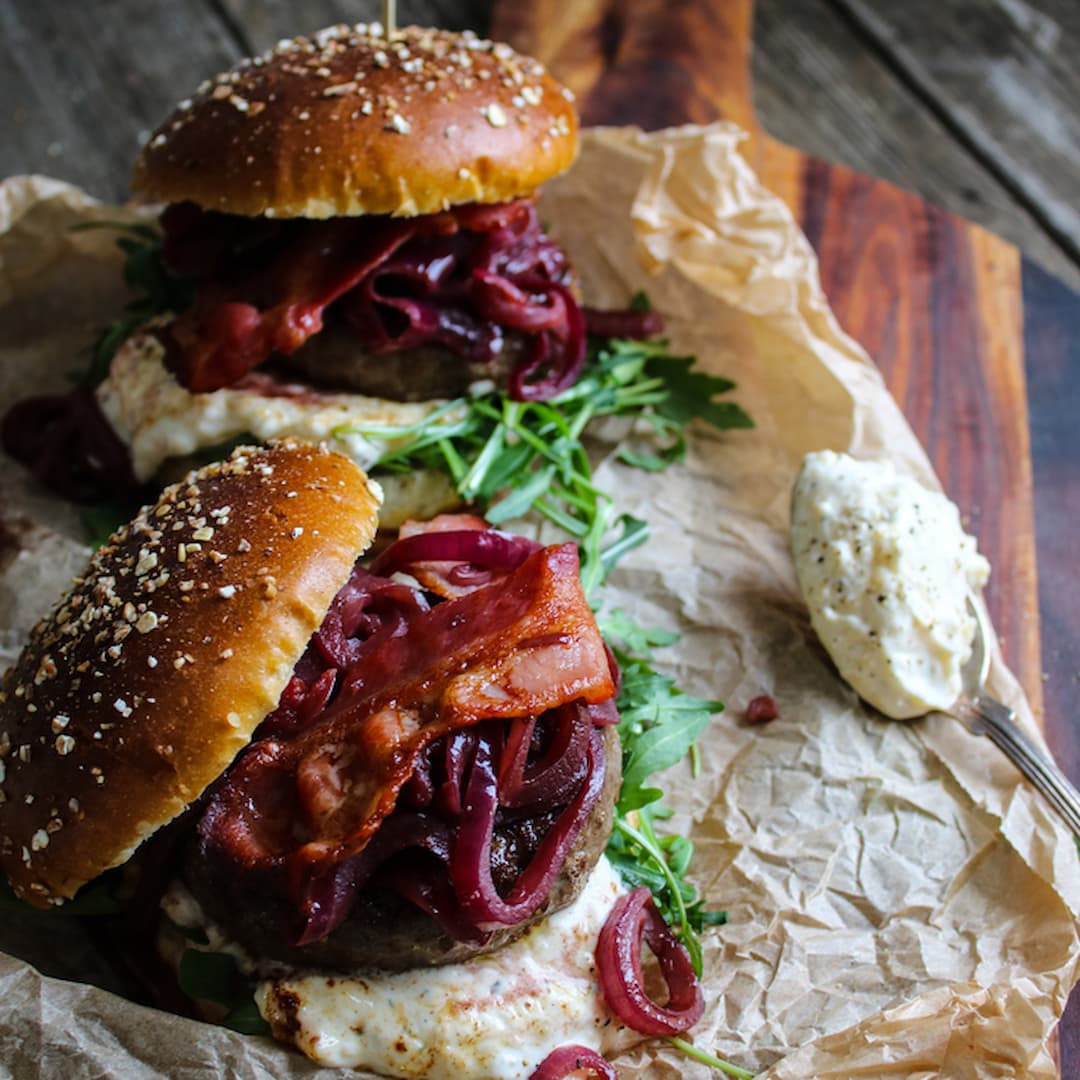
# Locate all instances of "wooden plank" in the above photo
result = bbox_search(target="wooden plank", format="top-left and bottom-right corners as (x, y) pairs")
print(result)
(494, 0), (1043, 707)
(216, 0), (492, 53)
(0, 0), (239, 202)
(797, 163), (1040, 701)
(752, 0), (1080, 291)
(491, 0), (755, 131)
(829, 0), (1080, 277)
(1023, 255), (1080, 1080)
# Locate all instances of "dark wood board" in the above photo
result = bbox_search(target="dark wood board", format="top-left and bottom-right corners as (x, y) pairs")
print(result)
(492, 0), (1076, 1073)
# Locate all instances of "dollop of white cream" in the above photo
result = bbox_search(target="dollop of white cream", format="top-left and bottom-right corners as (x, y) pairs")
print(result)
(791, 450), (990, 719)
(96, 330), (453, 481)
(256, 857), (625, 1080)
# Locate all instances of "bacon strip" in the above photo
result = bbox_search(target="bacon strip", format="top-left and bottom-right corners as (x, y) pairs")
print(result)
(201, 543), (615, 884)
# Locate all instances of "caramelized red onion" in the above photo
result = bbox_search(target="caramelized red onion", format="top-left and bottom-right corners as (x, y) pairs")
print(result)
(1, 386), (137, 503)
(158, 198), (589, 402)
(498, 705), (592, 810)
(595, 887), (704, 1036)
(294, 812), (455, 946)
(194, 526), (621, 950)
(529, 1046), (618, 1079)
(451, 724), (606, 929)
(370, 528), (541, 582)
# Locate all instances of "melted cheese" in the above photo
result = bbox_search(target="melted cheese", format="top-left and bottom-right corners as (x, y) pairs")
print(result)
(256, 857), (625, 1080)
(96, 330), (455, 481)
(791, 451), (990, 718)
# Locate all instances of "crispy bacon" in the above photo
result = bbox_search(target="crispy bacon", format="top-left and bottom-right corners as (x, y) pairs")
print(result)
(200, 543), (614, 888)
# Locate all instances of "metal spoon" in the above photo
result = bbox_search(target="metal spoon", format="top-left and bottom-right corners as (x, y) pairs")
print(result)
(952, 596), (1080, 839)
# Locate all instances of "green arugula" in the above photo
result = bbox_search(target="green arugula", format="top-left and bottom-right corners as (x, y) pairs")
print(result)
(70, 222), (194, 386)
(342, 334), (751, 593)
(177, 949), (271, 1035)
(598, 611), (727, 977)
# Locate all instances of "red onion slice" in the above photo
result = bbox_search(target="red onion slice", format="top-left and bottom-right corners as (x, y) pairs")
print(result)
(595, 887), (704, 1036)
(529, 1045), (617, 1079)
(451, 726), (606, 929)
(294, 812), (454, 944)
(498, 705), (591, 810)
(370, 528), (541, 580)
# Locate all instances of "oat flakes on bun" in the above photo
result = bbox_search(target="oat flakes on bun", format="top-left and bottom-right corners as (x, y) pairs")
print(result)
(0, 440), (381, 905)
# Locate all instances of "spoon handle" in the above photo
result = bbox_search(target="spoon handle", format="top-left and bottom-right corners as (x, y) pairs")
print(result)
(963, 695), (1080, 839)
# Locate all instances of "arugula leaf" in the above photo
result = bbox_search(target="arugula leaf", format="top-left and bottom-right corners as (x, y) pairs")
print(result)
(72, 222), (193, 385)
(597, 612), (727, 978)
(81, 498), (145, 550)
(342, 333), (749, 590)
(178, 949), (271, 1036)
(597, 609), (679, 656)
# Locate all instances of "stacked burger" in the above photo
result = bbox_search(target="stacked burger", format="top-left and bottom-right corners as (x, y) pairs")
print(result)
(4, 22), (655, 525)
(0, 440), (704, 1077)
(0, 23), (707, 1079)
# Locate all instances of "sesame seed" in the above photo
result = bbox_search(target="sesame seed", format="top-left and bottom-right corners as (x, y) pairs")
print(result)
(55, 735), (75, 756)
(135, 612), (159, 634)
(31, 830), (49, 852)
(114, 698), (133, 718)
(50, 715), (70, 733)
(218, 585), (237, 599)
(148, 656), (158, 668)
(192, 526), (214, 541)
(290, 527), (304, 539)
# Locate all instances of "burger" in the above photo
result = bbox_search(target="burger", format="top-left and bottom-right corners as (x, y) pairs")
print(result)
(2, 23), (657, 527)
(0, 440), (693, 1077)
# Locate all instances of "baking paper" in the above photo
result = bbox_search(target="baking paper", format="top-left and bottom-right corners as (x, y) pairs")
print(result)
(1, 126), (1077, 1079)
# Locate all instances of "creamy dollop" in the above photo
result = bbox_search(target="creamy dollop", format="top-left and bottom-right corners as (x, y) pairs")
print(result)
(255, 856), (625, 1080)
(791, 450), (990, 719)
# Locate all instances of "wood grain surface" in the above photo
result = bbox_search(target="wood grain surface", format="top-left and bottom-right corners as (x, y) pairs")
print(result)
(493, 0), (1041, 712)
(494, 0), (1070, 1072)
(1, 0), (1078, 1072)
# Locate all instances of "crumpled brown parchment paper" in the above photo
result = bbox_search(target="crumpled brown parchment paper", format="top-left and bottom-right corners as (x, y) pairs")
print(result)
(1, 125), (1077, 1079)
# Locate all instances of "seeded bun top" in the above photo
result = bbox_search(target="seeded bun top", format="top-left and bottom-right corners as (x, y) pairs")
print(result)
(0, 441), (380, 907)
(132, 24), (579, 220)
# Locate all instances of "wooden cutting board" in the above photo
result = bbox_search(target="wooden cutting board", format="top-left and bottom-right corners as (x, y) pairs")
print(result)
(493, 1), (1080, 1071)
(493, 0), (1041, 712)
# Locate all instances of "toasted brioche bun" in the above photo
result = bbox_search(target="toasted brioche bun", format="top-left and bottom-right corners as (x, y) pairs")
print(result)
(132, 24), (578, 219)
(0, 441), (380, 907)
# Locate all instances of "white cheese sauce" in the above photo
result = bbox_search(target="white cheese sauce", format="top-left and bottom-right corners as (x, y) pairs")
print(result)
(791, 450), (990, 719)
(256, 856), (625, 1080)
(96, 330), (453, 481)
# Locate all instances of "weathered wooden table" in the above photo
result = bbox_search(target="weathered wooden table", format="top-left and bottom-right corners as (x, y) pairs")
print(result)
(3, 0), (1079, 1073)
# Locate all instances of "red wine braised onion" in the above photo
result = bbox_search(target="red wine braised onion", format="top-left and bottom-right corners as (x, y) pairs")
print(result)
(529, 1045), (618, 1079)
(370, 528), (541, 580)
(595, 887), (704, 1036)
(451, 726), (606, 929)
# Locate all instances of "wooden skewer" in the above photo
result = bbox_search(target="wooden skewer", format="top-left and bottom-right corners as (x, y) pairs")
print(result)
(383, 0), (397, 38)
